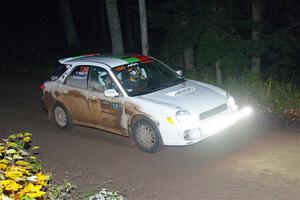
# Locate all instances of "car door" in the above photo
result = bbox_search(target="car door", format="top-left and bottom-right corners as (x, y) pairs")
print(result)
(87, 66), (127, 135)
(57, 65), (93, 124)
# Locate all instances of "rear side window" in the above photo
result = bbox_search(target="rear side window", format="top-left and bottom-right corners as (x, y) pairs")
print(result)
(65, 66), (90, 89)
(50, 63), (67, 81)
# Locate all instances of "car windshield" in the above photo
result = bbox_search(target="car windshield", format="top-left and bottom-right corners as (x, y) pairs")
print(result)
(112, 59), (185, 97)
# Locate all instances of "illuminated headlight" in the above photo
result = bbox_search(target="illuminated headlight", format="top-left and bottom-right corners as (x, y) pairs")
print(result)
(237, 106), (252, 118)
(176, 110), (194, 123)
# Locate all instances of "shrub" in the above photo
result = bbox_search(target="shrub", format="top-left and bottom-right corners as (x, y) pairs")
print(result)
(225, 74), (300, 119)
(185, 70), (300, 120)
(0, 133), (126, 200)
(0, 132), (50, 200)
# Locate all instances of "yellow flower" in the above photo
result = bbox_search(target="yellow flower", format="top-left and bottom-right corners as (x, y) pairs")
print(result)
(26, 190), (46, 199)
(23, 137), (30, 143)
(10, 165), (30, 175)
(36, 172), (50, 186)
(0, 163), (7, 170)
(19, 183), (45, 199)
(5, 170), (23, 180)
(4, 165), (30, 180)
(5, 181), (22, 191)
(19, 182), (33, 194)
(0, 179), (13, 187)
(0, 179), (22, 191)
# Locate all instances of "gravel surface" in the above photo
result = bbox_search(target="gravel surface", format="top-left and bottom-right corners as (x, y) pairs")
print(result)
(0, 78), (299, 200)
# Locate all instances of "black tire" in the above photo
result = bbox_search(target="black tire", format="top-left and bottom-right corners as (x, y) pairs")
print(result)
(131, 116), (164, 153)
(53, 102), (73, 129)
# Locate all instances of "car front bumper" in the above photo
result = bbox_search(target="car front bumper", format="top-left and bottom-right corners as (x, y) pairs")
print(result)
(160, 106), (252, 146)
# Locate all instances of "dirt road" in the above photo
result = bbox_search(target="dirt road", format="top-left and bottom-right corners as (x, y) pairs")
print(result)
(0, 78), (299, 200)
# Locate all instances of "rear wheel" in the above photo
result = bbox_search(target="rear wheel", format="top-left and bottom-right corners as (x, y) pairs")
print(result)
(132, 117), (163, 153)
(53, 103), (72, 129)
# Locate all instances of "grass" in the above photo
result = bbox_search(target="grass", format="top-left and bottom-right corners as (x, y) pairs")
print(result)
(185, 70), (300, 120)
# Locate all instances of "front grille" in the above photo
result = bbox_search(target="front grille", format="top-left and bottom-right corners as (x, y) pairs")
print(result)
(199, 104), (228, 120)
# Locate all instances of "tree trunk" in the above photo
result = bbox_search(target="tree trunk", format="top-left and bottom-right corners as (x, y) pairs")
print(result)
(139, 0), (149, 55)
(97, 0), (110, 47)
(104, 0), (124, 55)
(216, 59), (222, 85)
(125, 10), (134, 51)
(59, 0), (79, 50)
(90, 1), (99, 43)
(251, 0), (262, 73)
(184, 46), (195, 70)
(125, 1), (135, 51)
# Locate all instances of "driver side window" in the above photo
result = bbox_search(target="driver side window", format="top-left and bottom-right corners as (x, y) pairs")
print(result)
(89, 67), (117, 93)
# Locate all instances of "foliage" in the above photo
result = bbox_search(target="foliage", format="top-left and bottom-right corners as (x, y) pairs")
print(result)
(152, 1), (255, 73)
(184, 69), (300, 121)
(45, 181), (76, 200)
(0, 132), (50, 200)
(0, 133), (126, 200)
(150, 0), (299, 122)
(221, 73), (300, 120)
(150, 0), (299, 85)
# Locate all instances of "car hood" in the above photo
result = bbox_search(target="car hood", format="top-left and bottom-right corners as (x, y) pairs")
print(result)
(140, 80), (227, 114)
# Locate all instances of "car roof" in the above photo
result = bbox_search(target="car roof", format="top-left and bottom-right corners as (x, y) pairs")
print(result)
(59, 54), (153, 68)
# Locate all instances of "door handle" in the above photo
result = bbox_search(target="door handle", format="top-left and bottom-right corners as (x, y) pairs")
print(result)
(88, 95), (97, 100)
(61, 89), (69, 94)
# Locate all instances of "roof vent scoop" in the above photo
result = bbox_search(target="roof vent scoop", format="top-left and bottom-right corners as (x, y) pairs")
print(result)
(167, 86), (196, 97)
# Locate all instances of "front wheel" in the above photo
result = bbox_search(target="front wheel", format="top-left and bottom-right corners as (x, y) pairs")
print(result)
(53, 103), (73, 129)
(132, 117), (163, 153)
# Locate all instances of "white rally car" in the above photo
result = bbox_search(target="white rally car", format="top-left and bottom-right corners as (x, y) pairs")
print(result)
(41, 54), (251, 152)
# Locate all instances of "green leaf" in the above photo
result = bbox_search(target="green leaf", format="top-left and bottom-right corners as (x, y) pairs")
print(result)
(0, 159), (9, 164)
(6, 149), (17, 154)
(19, 149), (29, 156)
(5, 156), (12, 161)
(13, 154), (23, 160)
(21, 196), (35, 200)
(31, 146), (40, 151)
(8, 135), (16, 139)
(8, 142), (18, 148)
(0, 173), (5, 180)
(24, 132), (32, 137)
(17, 133), (24, 138)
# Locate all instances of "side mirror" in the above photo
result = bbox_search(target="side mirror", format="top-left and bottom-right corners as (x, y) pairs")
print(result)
(104, 89), (119, 97)
(176, 70), (183, 76)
